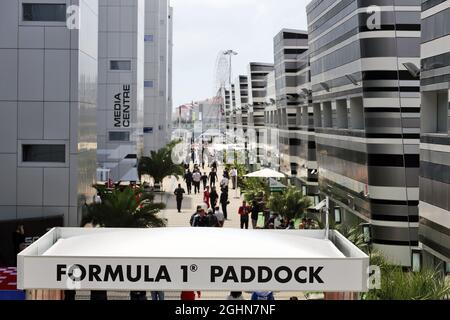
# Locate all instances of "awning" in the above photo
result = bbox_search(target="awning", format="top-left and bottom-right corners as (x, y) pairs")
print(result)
(18, 228), (369, 292)
(269, 178), (287, 192)
(245, 168), (286, 178)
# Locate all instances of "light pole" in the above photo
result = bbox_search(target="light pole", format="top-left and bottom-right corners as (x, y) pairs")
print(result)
(223, 50), (238, 87)
(222, 50), (238, 147)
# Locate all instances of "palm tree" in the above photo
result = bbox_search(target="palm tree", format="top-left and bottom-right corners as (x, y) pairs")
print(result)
(138, 140), (185, 186)
(242, 177), (270, 203)
(364, 252), (450, 300)
(268, 186), (312, 221)
(82, 186), (166, 228)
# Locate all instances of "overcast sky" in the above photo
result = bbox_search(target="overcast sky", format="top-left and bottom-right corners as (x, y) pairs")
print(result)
(171, 0), (308, 108)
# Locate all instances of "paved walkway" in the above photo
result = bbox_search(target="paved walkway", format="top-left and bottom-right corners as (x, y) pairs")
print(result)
(157, 166), (306, 301)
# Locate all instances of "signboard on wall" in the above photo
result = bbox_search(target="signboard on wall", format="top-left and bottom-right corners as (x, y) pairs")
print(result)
(0, 217), (64, 267)
(20, 257), (367, 292)
(113, 84), (131, 128)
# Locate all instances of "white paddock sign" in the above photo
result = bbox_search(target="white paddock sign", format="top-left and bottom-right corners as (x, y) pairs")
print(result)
(18, 228), (369, 292)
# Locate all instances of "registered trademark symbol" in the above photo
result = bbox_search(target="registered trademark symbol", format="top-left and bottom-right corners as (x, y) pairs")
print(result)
(190, 264), (198, 272)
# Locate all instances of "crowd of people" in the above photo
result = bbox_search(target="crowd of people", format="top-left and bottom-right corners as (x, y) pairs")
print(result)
(173, 160), (237, 228)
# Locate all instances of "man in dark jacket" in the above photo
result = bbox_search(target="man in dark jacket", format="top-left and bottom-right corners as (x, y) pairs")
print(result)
(184, 169), (193, 194)
(174, 184), (185, 213)
(220, 190), (229, 220)
(192, 207), (208, 227)
(209, 169), (217, 187)
(210, 187), (219, 208)
(201, 172), (208, 190)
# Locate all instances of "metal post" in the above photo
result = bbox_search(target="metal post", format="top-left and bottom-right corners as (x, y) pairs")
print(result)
(325, 196), (330, 240)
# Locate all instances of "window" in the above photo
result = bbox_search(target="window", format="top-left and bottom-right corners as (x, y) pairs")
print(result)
(22, 144), (65, 163)
(144, 35), (154, 42)
(22, 3), (66, 22)
(422, 90), (448, 134)
(302, 106), (309, 126)
(144, 81), (154, 88)
(159, 90), (164, 97)
(313, 103), (322, 127)
(336, 99), (348, 129)
(110, 60), (131, 71)
(350, 97), (364, 130)
(144, 127), (153, 134)
(109, 132), (130, 142)
(322, 102), (332, 128)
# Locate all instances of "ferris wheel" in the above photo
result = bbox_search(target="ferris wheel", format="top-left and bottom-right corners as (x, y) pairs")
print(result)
(213, 51), (230, 95)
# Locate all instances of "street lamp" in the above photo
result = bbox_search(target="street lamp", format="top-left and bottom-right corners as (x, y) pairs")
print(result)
(334, 207), (342, 224)
(223, 50), (238, 87)
(411, 249), (422, 272)
(362, 223), (373, 263)
(319, 82), (330, 92)
(345, 74), (360, 86)
(362, 223), (372, 245)
(403, 62), (421, 78)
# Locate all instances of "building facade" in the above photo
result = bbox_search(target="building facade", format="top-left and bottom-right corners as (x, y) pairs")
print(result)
(0, 0), (98, 227)
(97, 0), (145, 182)
(234, 75), (249, 161)
(247, 62), (274, 167)
(143, 0), (173, 154)
(419, 0), (450, 272)
(306, 0), (422, 266)
(272, 29), (317, 199)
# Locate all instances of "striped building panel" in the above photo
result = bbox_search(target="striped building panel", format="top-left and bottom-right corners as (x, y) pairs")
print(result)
(419, 0), (450, 271)
(307, 0), (421, 266)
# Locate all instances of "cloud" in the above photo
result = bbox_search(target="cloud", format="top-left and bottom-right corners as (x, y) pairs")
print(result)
(171, 0), (308, 108)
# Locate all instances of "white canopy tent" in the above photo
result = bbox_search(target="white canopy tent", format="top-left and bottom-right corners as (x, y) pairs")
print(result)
(18, 228), (369, 292)
(244, 168), (286, 179)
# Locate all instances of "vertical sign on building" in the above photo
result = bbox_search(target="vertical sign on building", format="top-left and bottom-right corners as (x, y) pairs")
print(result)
(113, 84), (132, 128)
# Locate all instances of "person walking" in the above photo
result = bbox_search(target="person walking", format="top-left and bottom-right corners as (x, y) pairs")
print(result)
(191, 148), (195, 164)
(230, 167), (238, 190)
(12, 224), (26, 266)
(207, 209), (219, 227)
(203, 186), (210, 209)
(184, 169), (193, 195)
(190, 206), (202, 226)
(209, 169), (217, 187)
(151, 291), (165, 300)
(238, 201), (251, 229)
(214, 206), (225, 227)
(251, 291), (274, 300)
(181, 291), (201, 300)
(220, 190), (229, 220)
(201, 172), (208, 190)
(223, 168), (230, 179)
(174, 184), (185, 213)
(220, 174), (229, 191)
(192, 170), (202, 194)
(227, 292), (244, 300)
(192, 206), (209, 227)
(251, 200), (260, 229)
(210, 187), (219, 208)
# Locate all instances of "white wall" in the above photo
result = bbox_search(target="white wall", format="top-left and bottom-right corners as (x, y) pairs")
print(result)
(0, 0), (98, 226)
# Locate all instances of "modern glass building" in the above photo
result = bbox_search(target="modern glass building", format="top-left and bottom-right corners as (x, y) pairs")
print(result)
(272, 29), (317, 199)
(306, 0), (422, 266)
(143, 0), (173, 154)
(247, 62), (274, 167)
(97, 0), (145, 182)
(0, 0), (98, 227)
(419, 0), (450, 273)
